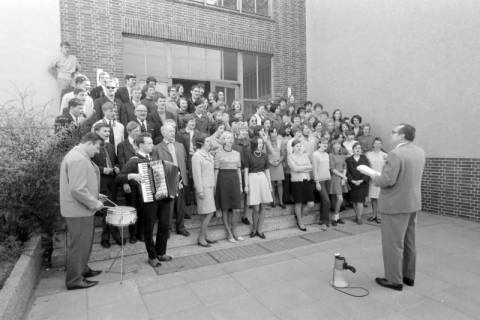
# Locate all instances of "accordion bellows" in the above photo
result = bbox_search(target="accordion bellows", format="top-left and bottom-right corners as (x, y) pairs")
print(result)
(138, 160), (180, 202)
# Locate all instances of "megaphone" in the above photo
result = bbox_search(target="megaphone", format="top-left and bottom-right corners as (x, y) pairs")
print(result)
(331, 253), (356, 288)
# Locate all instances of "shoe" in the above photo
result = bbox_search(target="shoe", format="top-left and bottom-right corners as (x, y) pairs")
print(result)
(299, 226), (307, 232)
(206, 239), (218, 244)
(337, 219), (345, 224)
(67, 280), (98, 290)
(177, 229), (190, 237)
(137, 234), (145, 242)
(158, 254), (173, 262)
(114, 238), (127, 246)
(403, 277), (414, 286)
(321, 224), (327, 231)
(375, 217), (381, 224)
(148, 258), (162, 268)
(357, 218), (363, 225)
(331, 220), (338, 227)
(367, 217), (375, 222)
(100, 240), (111, 248)
(271, 202), (276, 208)
(250, 232), (256, 238)
(129, 236), (138, 244)
(375, 278), (403, 291)
(235, 236), (244, 241)
(227, 237), (237, 243)
(279, 203), (286, 209)
(197, 241), (211, 248)
(184, 214), (192, 219)
(256, 232), (266, 239)
(83, 269), (102, 278)
(242, 217), (251, 225)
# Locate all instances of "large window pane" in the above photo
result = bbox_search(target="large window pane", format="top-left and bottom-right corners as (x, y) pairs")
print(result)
(206, 48), (222, 80)
(223, 51), (237, 81)
(170, 44), (189, 78)
(243, 53), (257, 99)
(145, 41), (168, 79)
(223, 0), (237, 9)
(256, 0), (269, 15)
(189, 46), (206, 79)
(258, 55), (271, 99)
(123, 38), (146, 79)
(242, 0), (255, 13)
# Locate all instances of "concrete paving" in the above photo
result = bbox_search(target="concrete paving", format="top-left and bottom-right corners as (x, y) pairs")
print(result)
(26, 212), (480, 320)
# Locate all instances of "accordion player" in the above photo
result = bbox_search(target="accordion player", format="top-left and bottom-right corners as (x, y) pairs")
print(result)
(138, 160), (180, 202)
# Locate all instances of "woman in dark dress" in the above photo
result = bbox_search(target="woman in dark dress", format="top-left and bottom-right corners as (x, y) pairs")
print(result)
(345, 142), (371, 224)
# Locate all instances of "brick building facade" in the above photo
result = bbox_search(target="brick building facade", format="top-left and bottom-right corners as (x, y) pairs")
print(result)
(59, 0), (307, 113)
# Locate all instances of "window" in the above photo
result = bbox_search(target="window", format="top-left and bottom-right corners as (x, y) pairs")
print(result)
(192, 0), (269, 16)
(222, 51), (238, 81)
(243, 53), (271, 114)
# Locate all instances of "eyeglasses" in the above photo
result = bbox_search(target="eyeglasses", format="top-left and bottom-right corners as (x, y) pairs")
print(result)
(107, 86), (116, 89)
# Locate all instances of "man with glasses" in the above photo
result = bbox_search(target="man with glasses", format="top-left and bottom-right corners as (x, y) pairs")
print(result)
(363, 124), (425, 291)
(93, 79), (122, 121)
(133, 104), (160, 144)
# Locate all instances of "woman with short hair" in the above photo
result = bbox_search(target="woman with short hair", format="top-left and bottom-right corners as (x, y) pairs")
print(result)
(366, 138), (387, 223)
(346, 142), (371, 224)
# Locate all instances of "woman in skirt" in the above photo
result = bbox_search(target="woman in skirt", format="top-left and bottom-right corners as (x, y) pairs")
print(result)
(329, 140), (348, 225)
(312, 139), (331, 230)
(366, 137), (387, 223)
(215, 131), (244, 242)
(287, 140), (314, 231)
(244, 136), (273, 239)
(346, 142), (371, 224)
(191, 136), (216, 247)
(267, 127), (286, 208)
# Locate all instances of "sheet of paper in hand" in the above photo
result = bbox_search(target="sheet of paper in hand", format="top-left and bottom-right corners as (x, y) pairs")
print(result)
(357, 165), (380, 177)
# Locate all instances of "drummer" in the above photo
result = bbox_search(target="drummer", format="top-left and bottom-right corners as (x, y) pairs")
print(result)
(116, 132), (172, 268)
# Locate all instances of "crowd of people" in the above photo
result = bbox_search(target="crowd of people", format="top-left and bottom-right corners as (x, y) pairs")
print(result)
(56, 42), (424, 293)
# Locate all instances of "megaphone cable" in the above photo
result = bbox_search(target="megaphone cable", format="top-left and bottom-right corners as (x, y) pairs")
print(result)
(331, 284), (369, 297)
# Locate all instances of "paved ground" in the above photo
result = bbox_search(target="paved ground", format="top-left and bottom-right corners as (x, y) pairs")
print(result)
(26, 212), (480, 320)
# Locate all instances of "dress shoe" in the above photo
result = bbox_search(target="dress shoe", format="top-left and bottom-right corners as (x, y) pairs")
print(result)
(100, 240), (111, 248)
(158, 254), (173, 262)
(337, 218), (345, 224)
(367, 216), (375, 222)
(242, 217), (251, 225)
(279, 203), (286, 209)
(198, 241), (211, 248)
(331, 220), (338, 227)
(83, 269), (102, 278)
(375, 278), (403, 291)
(136, 234), (145, 242)
(184, 214), (192, 219)
(148, 258), (162, 268)
(114, 237), (127, 246)
(256, 232), (266, 239)
(403, 277), (414, 286)
(67, 280), (98, 290)
(250, 231), (256, 238)
(129, 235), (138, 244)
(206, 239), (218, 244)
(177, 229), (190, 237)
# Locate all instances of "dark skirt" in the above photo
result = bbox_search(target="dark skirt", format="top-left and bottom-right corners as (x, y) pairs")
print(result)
(291, 180), (314, 203)
(348, 181), (369, 202)
(216, 169), (242, 211)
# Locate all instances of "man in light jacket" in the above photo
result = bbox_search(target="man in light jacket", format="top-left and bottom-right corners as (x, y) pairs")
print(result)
(370, 123), (425, 291)
(59, 132), (106, 290)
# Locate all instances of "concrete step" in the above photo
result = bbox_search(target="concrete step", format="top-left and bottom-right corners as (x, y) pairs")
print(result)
(51, 206), (364, 268)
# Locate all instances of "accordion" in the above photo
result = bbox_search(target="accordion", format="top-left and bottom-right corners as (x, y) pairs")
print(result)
(138, 160), (180, 203)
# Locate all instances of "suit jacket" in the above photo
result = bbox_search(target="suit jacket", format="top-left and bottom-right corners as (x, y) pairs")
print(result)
(119, 101), (136, 127)
(59, 146), (101, 218)
(115, 86), (131, 104)
(92, 142), (119, 175)
(90, 85), (105, 101)
(152, 141), (188, 186)
(191, 150), (216, 192)
(141, 98), (157, 115)
(373, 142), (425, 214)
(133, 118), (161, 144)
(116, 153), (149, 204)
(192, 112), (211, 135)
(92, 119), (124, 151)
(93, 96), (123, 121)
(147, 110), (177, 131)
(176, 128), (203, 175)
(117, 139), (137, 170)
(54, 112), (76, 133)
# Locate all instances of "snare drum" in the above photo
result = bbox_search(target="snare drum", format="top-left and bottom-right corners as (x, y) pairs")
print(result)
(106, 206), (137, 227)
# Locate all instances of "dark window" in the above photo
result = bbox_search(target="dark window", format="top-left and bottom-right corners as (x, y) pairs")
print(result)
(258, 55), (271, 98)
(243, 53), (257, 99)
(223, 51), (238, 81)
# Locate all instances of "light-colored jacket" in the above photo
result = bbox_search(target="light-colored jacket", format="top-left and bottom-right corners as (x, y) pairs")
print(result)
(60, 146), (102, 218)
(373, 142), (425, 214)
(191, 150), (215, 193)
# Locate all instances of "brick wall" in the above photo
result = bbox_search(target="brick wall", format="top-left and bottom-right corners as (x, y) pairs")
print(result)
(59, 0), (307, 102)
(422, 158), (480, 221)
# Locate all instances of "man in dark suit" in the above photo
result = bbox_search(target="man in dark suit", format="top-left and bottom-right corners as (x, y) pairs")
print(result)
(187, 84), (201, 113)
(133, 104), (161, 144)
(117, 121), (142, 243)
(93, 80), (123, 121)
(119, 86), (142, 128)
(115, 73), (136, 104)
(367, 124), (425, 291)
(152, 123), (190, 237)
(141, 85), (157, 115)
(90, 71), (109, 101)
(54, 98), (85, 133)
(91, 123), (123, 248)
(140, 76), (157, 100)
(116, 132), (173, 268)
(192, 102), (212, 135)
(148, 93), (177, 131)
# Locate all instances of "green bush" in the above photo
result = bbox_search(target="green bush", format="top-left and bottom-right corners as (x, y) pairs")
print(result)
(0, 88), (89, 265)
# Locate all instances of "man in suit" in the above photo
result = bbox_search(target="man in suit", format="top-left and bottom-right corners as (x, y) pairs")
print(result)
(116, 132), (173, 268)
(115, 73), (136, 104)
(187, 84), (201, 113)
(92, 123), (123, 248)
(192, 102), (211, 135)
(90, 71), (109, 101)
(119, 86), (142, 128)
(148, 93), (177, 132)
(166, 85), (180, 115)
(134, 104), (161, 144)
(93, 80), (123, 121)
(59, 132), (104, 290)
(54, 98), (85, 133)
(140, 76), (157, 100)
(369, 124), (425, 291)
(117, 121), (142, 243)
(152, 124), (190, 236)
(92, 102), (125, 151)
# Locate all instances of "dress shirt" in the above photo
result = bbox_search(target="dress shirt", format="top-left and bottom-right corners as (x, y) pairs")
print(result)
(166, 141), (178, 166)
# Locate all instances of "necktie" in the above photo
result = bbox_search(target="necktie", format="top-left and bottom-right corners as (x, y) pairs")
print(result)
(104, 146), (113, 168)
(167, 142), (178, 166)
(74, 116), (78, 126)
(140, 121), (146, 132)
(108, 121), (115, 145)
